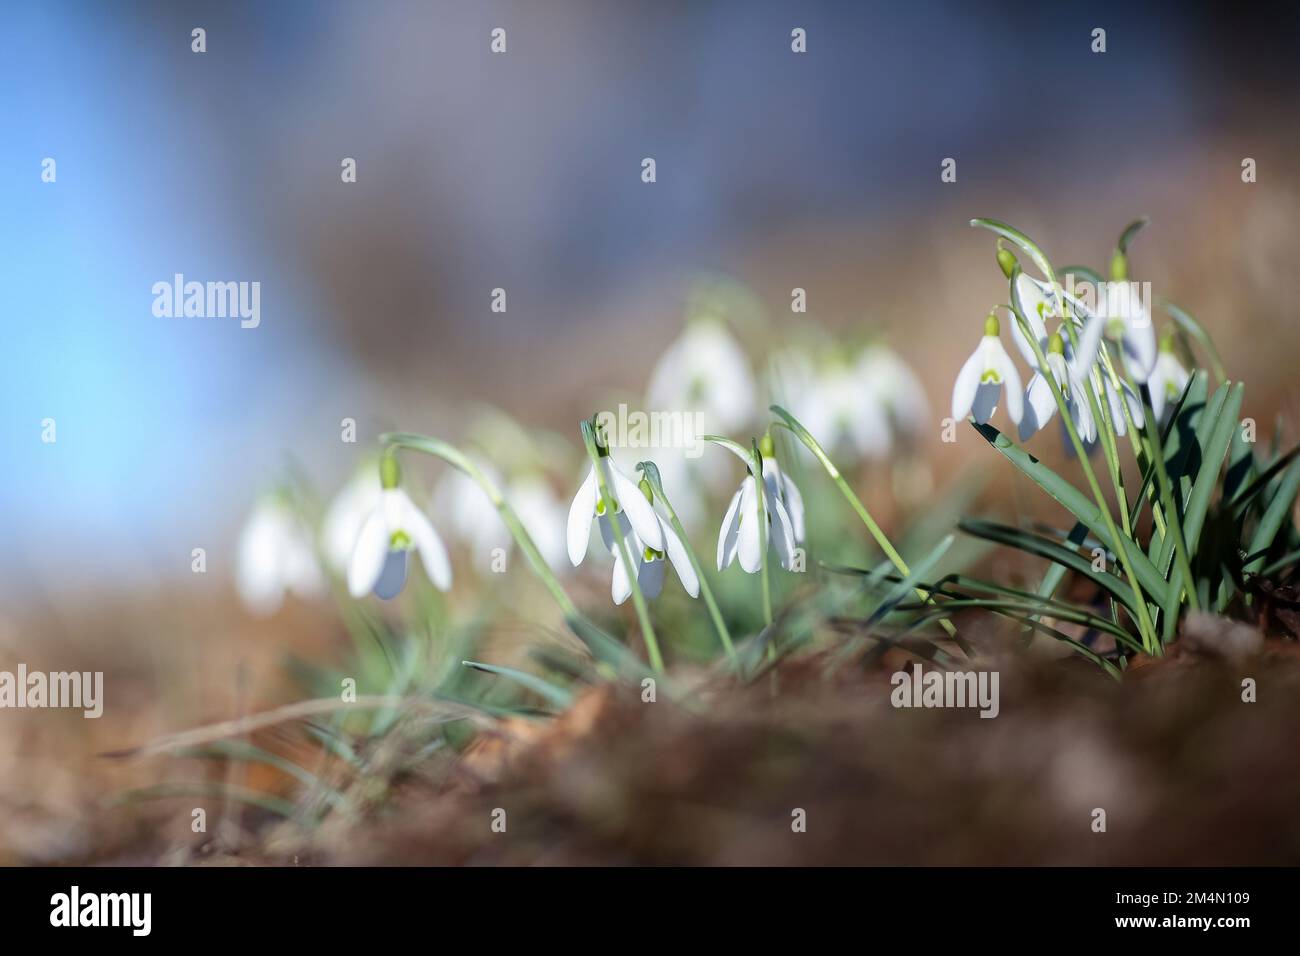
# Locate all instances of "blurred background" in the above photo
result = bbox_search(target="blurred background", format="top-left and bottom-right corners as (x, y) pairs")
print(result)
(2, 0), (1300, 862)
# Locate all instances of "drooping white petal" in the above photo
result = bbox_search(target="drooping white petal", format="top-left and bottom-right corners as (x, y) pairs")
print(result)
(857, 346), (930, 438)
(1019, 372), (1059, 442)
(1150, 352), (1190, 421)
(1121, 320), (1157, 383)
(605, 461), (664, 552)
(951, 347), (984, 421)
(236, 504), (290, 616)
(566, 465), (598, 566)
(646, 321), (756, 433)
(348, 510), (390, 598)
(611, 542), (639, 605)
(322, 470), (383, 574)
(659, 519), (699, 597)
(737, 475), (763, 574)
(779, 472), (805, 543)
(991, 341), (1024, 424)
(1011, 273), (1052, 366)
(767, 491), (798, 571)
(398, 493), (452, 591)
(510, 477), (569, 572)
(716, 486), (743, 570)
(1071, 313), (1106, 378)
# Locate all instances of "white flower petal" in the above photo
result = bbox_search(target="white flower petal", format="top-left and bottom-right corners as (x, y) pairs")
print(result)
(659, 518), (699, 597)
(768, 491), (797, 571)
(607, 462), (664, 552)
(780, 472), (805, 543)
(737, 476), (762, 574)
(399, 495), (452, 591)
(347, 510), (390, 598)
(716, 486), (743, 570)
(1072, 313), (1106, 377)
(566, 465), (598, 565)
(611, 545), (638, 605)
(1122, 320), (1157, 383)
(951, 347), (984, 421)
(992, 341), (1024, 424)
(1019, 372), (1058, 441)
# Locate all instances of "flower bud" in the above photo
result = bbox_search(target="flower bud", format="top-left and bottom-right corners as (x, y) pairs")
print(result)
(996, 241), (1018, 280)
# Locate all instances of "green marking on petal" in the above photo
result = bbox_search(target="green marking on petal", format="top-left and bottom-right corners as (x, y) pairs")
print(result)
(389, 529), (412, 550)
(980, 369), (1002, 385)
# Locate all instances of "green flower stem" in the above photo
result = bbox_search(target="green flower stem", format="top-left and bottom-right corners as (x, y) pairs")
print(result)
(637, 460), (737, 665)
(379, 431), (580, 619)
(1137, 387), (1200, 613)
(750, 439), (774, 628)
(980, 219), (1159, 651)
(578, 421), (664, 673)
(767, 405), (960, 643)
(1006, 313), (1161, 653)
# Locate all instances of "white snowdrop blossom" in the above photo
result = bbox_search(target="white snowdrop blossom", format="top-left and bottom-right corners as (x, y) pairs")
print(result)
(951, 313), (1024, 426)
(1096, 279), (1157, 383)
(434, 464), (568, 572)
(1010, 272), (1060, 367)
(856, 345), (930, 446)
(322, 466), (383, 574)
(236, 495), (325, 616)
(1148, 337), (1191, 422)
(1019, 316), (1105, 442)
(798, 360), (891, 460)
(610, 480), (699, 605)
(645, 318), (755, 434)
(717, 441), (800, 573)
(566, 452), (664, 566)
(348, 456), (452, 599)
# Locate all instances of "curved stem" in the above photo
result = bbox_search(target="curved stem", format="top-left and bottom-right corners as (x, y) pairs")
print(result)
(380, 431), (579, 618)
(768, 405), (960, 643)
(637, 460), (737, 665)
(578, 421), (663, 672)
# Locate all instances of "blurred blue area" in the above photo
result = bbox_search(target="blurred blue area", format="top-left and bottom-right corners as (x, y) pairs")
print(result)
(1, 0), (1292, 594)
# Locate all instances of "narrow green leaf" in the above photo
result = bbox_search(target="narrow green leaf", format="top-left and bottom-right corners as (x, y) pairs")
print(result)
(1244, 455), (1300, 575)
(461, 660), (574, 709)
(959, 518), (1139, 612)
(970, 423), (1168, 603)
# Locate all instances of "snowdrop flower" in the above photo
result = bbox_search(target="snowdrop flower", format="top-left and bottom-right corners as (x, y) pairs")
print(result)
(1096, 280), (1156, 383)
(646, 318), (755, 434)
(236, 494), (324, 615)
(610, 479), (699, 605)
(567, 447), (664, 566)
(1010, 272), (1061, 367)
(1021, 324), (1145, 444)
(1019, 316), (1105, 441)
(322, 465), (383, 575)
(856, 345), (930, 444)
(798, 360), (891, 459)
(348, 455), (451, 599)
(717, 438), (800, 573)
(1148, 332), (1191, 422)
(951, 313), (1024, 426)
(433, 463), (503, 565)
